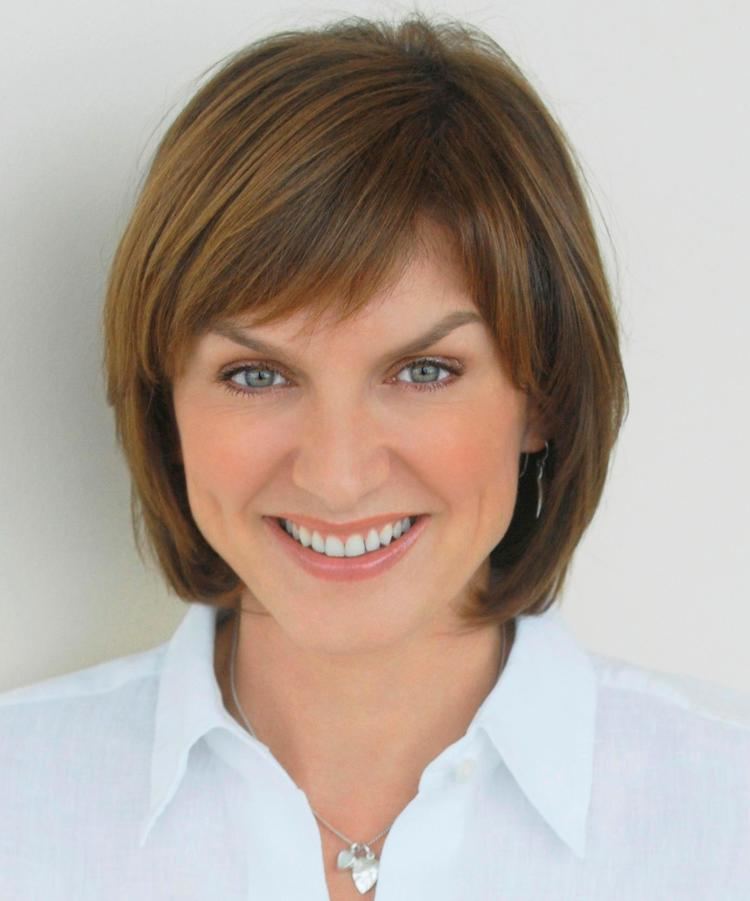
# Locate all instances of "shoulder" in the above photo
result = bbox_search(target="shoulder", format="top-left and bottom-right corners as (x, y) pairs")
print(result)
(590, 651), (750, 768)
(588, 652), (750, 854)
(0, 642), (166, 777)
(0, 643), (165, 716)
(0, 644), (168, 894)
(590, 650), (750, 728)
(589, 650), (750, 749)
(0, 641), (165, 709)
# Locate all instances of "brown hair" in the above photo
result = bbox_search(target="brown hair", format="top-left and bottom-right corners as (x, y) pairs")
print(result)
(102, 12), (628, 632)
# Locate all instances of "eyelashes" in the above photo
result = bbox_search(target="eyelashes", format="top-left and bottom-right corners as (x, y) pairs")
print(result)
(217, 356), (464, 399)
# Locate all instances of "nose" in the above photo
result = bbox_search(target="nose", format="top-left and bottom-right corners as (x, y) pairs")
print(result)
(290, 394), (391, 511)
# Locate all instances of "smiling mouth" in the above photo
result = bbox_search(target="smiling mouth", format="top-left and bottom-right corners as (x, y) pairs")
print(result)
(274, 514), (423, 558)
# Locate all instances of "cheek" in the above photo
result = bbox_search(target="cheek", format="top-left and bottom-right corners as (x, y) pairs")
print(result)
(177, 405), (282, 511)
(416, 392), (523, 480)
(416, 394), (523, 529)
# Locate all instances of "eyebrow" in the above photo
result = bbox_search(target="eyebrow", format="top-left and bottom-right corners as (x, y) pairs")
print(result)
(210, 310), (484, 363)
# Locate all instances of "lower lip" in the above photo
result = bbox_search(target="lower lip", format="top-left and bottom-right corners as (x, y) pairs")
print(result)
(264, 515), (430, 582)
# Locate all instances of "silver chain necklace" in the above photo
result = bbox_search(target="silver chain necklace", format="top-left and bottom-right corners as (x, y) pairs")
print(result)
(227, 608), (507, 895)
(228, 610), (387, 894)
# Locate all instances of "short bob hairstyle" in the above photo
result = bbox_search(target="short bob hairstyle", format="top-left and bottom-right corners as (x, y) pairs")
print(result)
(103, 13), (628, 634)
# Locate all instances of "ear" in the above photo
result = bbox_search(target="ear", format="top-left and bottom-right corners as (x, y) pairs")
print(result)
(520, 397), (548, 454)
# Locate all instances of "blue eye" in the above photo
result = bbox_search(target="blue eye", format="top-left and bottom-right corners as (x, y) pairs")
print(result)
(223, 366), (284, 392)
(218, 356), (463, 398)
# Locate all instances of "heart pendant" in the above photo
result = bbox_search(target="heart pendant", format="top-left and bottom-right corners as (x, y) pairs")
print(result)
(351, 855), (379, 894)
(336, 842), (379, 894)
(336, 848), (354, 869)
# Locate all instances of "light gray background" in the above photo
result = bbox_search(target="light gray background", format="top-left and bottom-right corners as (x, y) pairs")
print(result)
(2, 1), (748, 707)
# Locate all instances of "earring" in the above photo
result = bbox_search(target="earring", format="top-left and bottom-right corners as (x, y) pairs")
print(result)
(535, 441), (550, 519)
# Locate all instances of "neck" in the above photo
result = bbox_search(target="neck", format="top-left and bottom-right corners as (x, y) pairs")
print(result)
(215, 598), (511, 839)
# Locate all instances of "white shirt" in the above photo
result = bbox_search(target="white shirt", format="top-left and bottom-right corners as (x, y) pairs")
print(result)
(1, 601), (748, 900)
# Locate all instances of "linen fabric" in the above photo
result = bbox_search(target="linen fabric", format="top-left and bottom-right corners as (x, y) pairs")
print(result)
(1, 601), (748, 899)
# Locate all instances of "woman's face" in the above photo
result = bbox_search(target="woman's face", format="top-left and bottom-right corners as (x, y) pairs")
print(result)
(172, 228), (545, 655)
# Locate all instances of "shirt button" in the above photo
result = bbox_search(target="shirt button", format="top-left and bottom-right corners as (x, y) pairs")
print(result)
(454, 757), (477, 783)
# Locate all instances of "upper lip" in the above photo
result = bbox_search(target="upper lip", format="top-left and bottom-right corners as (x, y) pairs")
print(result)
(272, 512), (422, 538)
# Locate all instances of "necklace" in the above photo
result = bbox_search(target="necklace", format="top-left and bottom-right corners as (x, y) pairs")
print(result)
(227, 610), (386, 894)
(227, 608), (508, 895)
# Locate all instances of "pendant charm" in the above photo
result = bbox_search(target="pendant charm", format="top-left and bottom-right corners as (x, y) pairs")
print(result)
(336, 842), (379, 894)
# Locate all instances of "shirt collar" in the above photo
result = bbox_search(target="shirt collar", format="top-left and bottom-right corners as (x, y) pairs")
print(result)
(138, 601), (234, 848)
(473, 605), (597, 859)
(138, 602), (596, 859)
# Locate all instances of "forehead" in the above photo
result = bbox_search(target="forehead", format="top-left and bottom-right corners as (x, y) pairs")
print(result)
(223, 228), (475, 343)
(168, 215), (485, 381)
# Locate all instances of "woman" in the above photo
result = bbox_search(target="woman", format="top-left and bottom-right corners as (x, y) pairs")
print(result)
(1, 13), (747, 900)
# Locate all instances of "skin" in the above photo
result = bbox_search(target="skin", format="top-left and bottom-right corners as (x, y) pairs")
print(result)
(171, 220), (546, 870)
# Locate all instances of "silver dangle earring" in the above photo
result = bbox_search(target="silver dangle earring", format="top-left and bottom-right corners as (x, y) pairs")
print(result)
(535, 441), (550, 519)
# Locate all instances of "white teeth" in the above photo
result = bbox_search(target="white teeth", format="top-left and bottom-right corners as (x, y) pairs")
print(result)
(325, 535), (345, 557)
(282, 516), (415, 557)
(365, 528), (381, 552)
